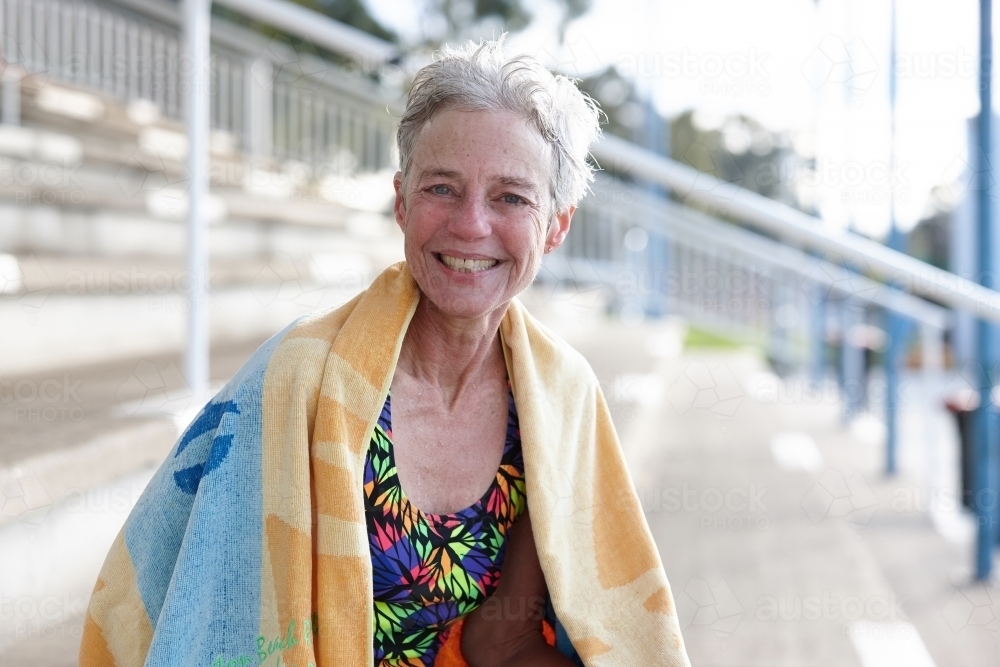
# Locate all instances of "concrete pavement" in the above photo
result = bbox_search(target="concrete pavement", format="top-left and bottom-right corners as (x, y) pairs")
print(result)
(562, 312), (1000, 667)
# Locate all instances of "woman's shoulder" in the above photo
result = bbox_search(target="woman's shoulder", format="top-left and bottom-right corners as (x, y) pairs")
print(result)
(505, 299), (599, 388)
(217, 292), (368, 399)
(280, 291), (367, 346)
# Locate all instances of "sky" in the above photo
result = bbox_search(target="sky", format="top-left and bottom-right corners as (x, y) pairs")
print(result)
(364, 0), (985, 238)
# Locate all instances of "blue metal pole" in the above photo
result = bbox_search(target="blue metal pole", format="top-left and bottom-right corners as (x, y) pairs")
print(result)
(810, 287), (825, 385)
(885, 313), (899, 473)
(842, 299), (864, 421)
(644, 94), (669, 317)
(885, 276), (905, 476)
(974, 0), (999, 581)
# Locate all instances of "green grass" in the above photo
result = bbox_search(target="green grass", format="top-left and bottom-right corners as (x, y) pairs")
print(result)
(683, 326), (744, 349)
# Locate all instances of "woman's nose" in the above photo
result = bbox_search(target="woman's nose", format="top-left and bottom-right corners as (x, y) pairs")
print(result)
(448, 194), (491, 239)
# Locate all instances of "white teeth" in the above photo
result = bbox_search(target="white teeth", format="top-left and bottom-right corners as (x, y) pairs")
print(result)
(439, 254), (498, 273)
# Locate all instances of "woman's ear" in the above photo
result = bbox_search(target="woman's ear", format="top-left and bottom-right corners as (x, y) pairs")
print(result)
(393, 171), (406, 231)
(544, 205), (576, 253)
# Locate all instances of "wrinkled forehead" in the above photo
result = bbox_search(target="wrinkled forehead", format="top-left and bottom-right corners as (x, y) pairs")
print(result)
(407, 108), (554, 192)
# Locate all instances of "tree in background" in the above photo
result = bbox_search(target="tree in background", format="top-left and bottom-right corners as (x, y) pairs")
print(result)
(576, 66), (668, 155)
(576, 67), (807, 215)
(212, 0), (397, 74)
(296, 0), (398, 42)
(415, 0), (591, 47)
(217, 0), (592, 54)
(671, 110), (805, 210)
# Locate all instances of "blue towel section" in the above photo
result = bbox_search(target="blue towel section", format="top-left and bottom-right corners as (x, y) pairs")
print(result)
(175, 400), (240, 457)
(172, 400), (240, 494)
(544, 596), (583, 665)
(122, 325), (292, 667)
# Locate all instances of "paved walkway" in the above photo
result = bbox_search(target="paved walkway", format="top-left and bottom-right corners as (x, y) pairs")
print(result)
(3, 299), (1000, 666)
(560, 311), (1000, 667)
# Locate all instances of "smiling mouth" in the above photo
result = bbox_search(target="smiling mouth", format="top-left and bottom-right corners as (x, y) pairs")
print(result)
(436, 253), (499, 273)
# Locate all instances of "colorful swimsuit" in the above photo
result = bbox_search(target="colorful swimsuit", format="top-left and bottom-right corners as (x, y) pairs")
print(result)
(363, 389), (527, 666)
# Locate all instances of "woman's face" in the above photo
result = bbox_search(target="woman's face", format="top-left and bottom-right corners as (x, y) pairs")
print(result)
(393, 108), (573, 322)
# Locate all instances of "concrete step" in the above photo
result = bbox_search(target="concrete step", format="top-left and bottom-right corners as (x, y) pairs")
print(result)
(0, 282), (369, 375)
(0, 338), (265, 469)
(0, 175), (401, 257)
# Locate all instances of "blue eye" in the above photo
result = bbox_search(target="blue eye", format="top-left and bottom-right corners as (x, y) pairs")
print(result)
(432, 185), (450, 195)
(503, 194), (525, 205)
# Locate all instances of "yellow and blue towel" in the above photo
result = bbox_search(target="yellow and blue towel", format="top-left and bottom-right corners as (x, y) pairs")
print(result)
(80, 262), (690, 667)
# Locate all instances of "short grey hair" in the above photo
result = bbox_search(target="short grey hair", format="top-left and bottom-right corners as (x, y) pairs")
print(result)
(397, 37), (602, 213)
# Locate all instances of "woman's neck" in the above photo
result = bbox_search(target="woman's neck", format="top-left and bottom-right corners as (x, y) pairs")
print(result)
(395, 295), (508, 409)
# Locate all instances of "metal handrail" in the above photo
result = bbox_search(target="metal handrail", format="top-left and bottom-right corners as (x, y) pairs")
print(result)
(591, 134), (1000, 323)
(547, 171), (951, 372)
(214, 0), (398, 65)
(646, 195), (951, 329)
(108, 0), (398, 64)
(554, 170), (950, 321)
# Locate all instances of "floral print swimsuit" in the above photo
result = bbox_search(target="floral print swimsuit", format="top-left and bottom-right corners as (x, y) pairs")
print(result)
(363, 388), (527, 666)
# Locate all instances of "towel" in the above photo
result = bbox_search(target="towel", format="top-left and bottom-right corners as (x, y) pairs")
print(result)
(80, 262), (690, 667)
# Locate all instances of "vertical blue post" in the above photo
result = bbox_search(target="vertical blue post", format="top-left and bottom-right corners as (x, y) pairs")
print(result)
(841, 299), (865, 421)
(643, 94), (669, 316)
(885, 287), (905, 476)
(810, 287), (826, 385)
(885, 0), (903, 475)
(974, 0), (999, 580)
(770, 285), (785, 371)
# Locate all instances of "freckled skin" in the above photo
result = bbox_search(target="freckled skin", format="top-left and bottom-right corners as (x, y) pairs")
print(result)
(389, 108), (576, 664)
(392, 110), (575, 667)
(396, 108), (571, 324)
(390, 108), (574, 516)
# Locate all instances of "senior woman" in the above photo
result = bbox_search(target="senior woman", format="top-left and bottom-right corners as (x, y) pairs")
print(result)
(81, 40), (689, 667)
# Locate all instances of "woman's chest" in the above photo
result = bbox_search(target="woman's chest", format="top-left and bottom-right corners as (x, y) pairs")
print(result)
(388, 386), (509, 516)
